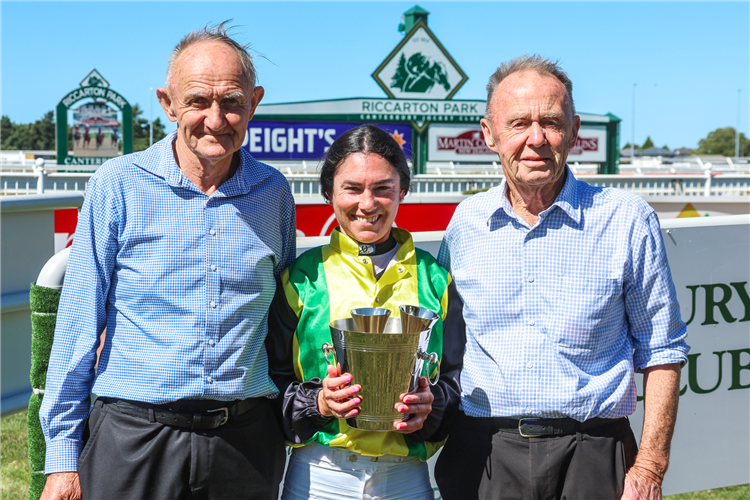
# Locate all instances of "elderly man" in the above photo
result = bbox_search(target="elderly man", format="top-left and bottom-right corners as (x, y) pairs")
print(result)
(434, 55), (689, 500)
(39, 23), (296, 500)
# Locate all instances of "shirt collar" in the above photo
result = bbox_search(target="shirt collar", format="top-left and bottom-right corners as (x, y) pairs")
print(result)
(488, 166), (581, 226)
(132, 130), (271, 197)
(329, 227), (414, 257)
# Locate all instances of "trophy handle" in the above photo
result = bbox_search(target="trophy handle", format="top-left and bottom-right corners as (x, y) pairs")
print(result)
(321, 342), (336, 366)
(415, 349), (441, 386)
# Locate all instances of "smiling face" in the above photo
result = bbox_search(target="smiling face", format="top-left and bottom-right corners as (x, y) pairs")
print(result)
(329, 153), (405, 245)
(157, 40), (264, 166)
(481, 70), (580, 193)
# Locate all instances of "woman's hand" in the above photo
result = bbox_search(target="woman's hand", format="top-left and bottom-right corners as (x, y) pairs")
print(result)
(317, 363), (362, 419)
(393, 376), (434, 433)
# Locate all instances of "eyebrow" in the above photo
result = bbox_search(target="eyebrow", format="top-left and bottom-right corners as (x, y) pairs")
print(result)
(340, 179), (397, 186)
(183, 91), (247, 101)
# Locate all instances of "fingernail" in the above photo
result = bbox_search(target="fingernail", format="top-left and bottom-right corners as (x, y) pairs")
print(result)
(351, 409), (359, 416)
(344, 376), (352, 383)
(351, 386), (359, 394)
(403, 397), (411, 403)
(353, 398), (361, 405)
(397, 423), (406, 430)
(398, 405), (406, 413)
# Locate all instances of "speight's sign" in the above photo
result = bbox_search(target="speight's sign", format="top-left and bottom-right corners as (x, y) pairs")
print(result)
(243, 121), (412, 160)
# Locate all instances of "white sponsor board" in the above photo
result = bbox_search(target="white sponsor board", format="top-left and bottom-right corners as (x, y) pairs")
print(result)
(569, 126), (607, 162)
(428, 124), (608, 163)
(428, 124), (497, 162)
(631, 214), (750, 495)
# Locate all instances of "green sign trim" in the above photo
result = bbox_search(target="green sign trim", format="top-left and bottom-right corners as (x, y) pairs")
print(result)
(371, 20), (468, 100)
(56, 83), (132, 166)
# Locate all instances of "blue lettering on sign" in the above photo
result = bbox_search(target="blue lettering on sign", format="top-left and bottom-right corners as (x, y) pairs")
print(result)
(243, 121), (412, 160)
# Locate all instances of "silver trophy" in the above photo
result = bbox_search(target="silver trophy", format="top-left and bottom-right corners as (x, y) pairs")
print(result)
(322, 306), (440, 432)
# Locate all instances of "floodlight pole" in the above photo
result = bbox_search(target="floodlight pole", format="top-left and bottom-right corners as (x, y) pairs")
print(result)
(149, 87), (154, 147)
(736, 89), (741, 158)
(631, 83), (637, 160)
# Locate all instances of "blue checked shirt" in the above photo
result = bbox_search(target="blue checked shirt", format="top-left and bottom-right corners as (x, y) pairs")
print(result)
(438, 168), (689, 421)
(40, 131), (296, 473)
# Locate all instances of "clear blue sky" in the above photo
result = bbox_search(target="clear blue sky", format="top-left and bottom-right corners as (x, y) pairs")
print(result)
(2, 1), (748, 149)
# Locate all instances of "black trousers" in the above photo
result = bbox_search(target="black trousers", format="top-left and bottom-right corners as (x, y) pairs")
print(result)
(435, 411), (638, 500)
(77, 397), (286, 500)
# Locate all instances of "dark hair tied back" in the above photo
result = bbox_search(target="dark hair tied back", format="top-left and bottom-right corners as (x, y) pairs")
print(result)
(319, 125), (411, 202)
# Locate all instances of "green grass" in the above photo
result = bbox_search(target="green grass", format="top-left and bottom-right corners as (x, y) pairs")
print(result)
(666, 484), (750, 500)
(1, 410), (31, 500)
(1, 409), (749, 500)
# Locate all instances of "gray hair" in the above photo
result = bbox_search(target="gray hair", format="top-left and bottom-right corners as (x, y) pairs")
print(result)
(485, 54), (575, 119)
(165, 20), (256, 90)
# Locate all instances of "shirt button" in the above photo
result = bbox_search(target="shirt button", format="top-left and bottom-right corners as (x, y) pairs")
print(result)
(347, 454), (358, 463)
(208, 339), (215, 346)
(209, 228), (216, 236)
(526, 408), (533, 414)
(362, 258), (369, 264)
(528, 319), (535, 326)
(206, 377), (214, 384)
(528, 275), (535, 283)
(375, 297), (380, 303)
(527, 362), (533, 369)
(210, 301), (217, 308)
(211, 264), (217, 272)
(398, 267), (405, 273)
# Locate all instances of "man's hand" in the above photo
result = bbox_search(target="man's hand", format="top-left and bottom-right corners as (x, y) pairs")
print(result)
(40, 472), (81, 500)
(317, 363), (362, 419)
(621, 363), (681, 500)
(393, 376), (434, 433)
(622, 467), (662, 500)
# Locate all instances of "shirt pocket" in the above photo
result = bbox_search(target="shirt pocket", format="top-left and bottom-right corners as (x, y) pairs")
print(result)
(551, 276), (624, 350)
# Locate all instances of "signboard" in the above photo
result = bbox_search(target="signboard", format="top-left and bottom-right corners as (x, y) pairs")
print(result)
(71, 103), (120, 157)
(428, 124), (609, 163)
(243, 121), (412, 160)
(256, 98), (484, 126)
(373, 22), (468, 100)
(569, 127), (607, 163)
(56, 69), (132, 165)
(630, 215), (750, 495)
(428, 125), (496, 162)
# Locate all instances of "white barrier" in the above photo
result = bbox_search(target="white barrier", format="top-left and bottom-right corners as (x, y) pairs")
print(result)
(297, 215), (750, 496)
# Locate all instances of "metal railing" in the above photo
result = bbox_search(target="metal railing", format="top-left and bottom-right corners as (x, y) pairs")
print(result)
(2, 161), (749, 198)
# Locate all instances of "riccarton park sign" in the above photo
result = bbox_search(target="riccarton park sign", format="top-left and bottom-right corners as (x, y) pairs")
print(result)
(253, 5), (621, 174)
(56, 69), (132, 166)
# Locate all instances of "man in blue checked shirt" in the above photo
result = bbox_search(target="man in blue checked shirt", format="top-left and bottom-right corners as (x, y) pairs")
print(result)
(434, 55), (689, 500)
(40, 22), (296, 500)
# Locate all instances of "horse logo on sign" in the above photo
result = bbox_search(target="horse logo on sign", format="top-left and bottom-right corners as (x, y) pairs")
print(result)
(391, 53), (450, 94)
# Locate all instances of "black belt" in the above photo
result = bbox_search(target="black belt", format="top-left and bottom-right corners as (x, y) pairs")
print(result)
(492, 417), (623, 438)
(100, 397), (259, 430)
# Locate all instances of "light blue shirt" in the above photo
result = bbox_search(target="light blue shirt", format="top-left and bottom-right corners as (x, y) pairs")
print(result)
(438, 168), (688, 421)
(40, 131), (297, 473)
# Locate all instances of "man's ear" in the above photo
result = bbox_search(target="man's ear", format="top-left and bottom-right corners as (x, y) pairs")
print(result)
(156, 88), (177, 123)
(481, 118), (499, 153)
(247, 86), (265, 120)
(568, 114), (581, 148)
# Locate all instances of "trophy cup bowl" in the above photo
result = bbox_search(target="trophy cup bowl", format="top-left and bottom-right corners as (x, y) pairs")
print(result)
(324, 310), (441, 432)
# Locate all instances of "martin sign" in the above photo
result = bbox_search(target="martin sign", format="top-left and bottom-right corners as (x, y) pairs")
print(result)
(372, 21), (468, 100)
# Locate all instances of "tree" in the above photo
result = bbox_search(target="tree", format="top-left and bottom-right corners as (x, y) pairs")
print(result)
(132, 103), (167, 151)
(0, 111), (56, 150)
(622, 142), (640, 150)
(694, 127), (750, 156)
(641, 136), (654, 150)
